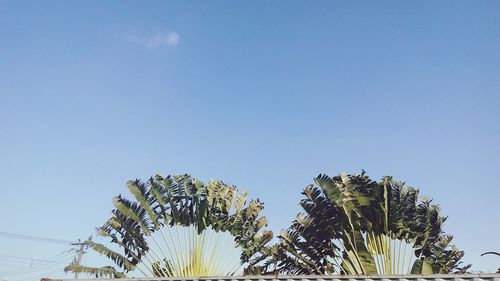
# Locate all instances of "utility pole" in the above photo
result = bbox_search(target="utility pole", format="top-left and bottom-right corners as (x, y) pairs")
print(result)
(71, 240), (88, 279)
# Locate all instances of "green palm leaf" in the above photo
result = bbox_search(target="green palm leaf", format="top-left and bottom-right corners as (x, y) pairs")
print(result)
(66, 173), (273, 278)
(267, 171), (468, 275)
(64, 263), (126, 278)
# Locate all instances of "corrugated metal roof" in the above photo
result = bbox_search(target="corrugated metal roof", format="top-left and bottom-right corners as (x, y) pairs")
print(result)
(41, 273), (500, 281)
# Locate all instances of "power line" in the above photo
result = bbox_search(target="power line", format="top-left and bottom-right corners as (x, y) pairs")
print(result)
(0, 233), (84, 280)
(0, 257), (73, 279)
(0, 252), (72, 276)
(20, 265), (70, 281)
(0, 251), (73, 276)
(18, 263), (72, 281)
(0, 232), (73, 245)
(10, 259), (71, 280)
(0, 253), (71, 264)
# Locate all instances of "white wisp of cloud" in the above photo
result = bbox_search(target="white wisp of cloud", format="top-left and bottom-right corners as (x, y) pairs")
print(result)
(127, 31), (180, 48)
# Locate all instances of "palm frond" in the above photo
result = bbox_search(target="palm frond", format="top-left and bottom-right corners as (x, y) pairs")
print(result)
(66, 173), (273, 278)
(267, 171), (466, 275)
(64, 263), (126, 278)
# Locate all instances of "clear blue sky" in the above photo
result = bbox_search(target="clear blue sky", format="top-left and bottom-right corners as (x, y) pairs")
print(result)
(0, 0), (499, 278)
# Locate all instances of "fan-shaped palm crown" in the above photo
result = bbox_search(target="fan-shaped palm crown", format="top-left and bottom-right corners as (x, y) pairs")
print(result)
(65, 174), (273, 278)
(264, 171), (467, 275)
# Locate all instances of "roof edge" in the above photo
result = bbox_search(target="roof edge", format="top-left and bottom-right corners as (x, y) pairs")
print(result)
(41, 273), (500, 281)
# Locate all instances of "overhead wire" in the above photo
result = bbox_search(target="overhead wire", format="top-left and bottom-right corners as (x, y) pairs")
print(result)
(0, 253), (71, 265)
(0, 256), (73, 279)
(0, 250), (74, 276)
(0, 232), (73, 245)
(9, 262), (68, 281)
(17, 263), (72, 281)
(0, 231), (78, 280)
(0, 255), (73, 277)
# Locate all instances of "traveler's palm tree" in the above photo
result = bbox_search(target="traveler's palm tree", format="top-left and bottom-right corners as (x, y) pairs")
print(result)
(65, 174), (272, 278)
(263, 171), (467, 275)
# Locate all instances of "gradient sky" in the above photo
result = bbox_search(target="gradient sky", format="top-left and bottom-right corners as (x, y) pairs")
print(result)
(0, 1), (499, 279)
